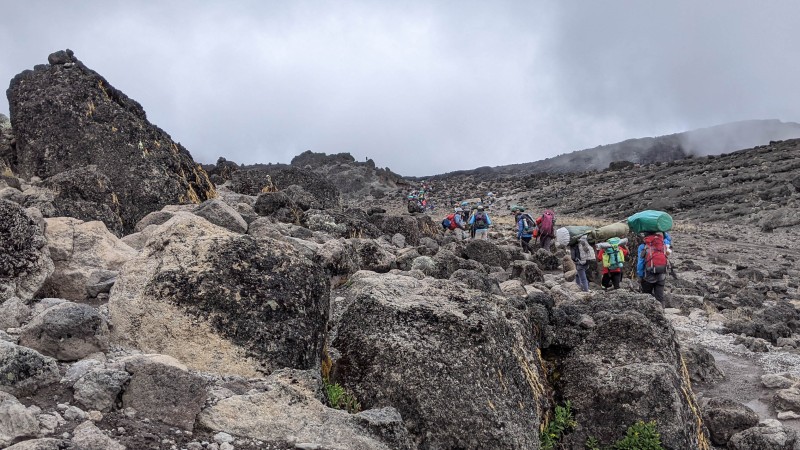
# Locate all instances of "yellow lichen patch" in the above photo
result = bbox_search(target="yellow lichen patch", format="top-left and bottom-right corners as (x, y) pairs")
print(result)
(154, 140), (161, 148)
(111, 126), (118, 132)
(171, 142), (180, 155)
(679, 355), (712, 450)
(85, 101), (95, 118)
(111, 192), (119, 205)
(193, 165), (218, 199)
(260, 175), (279, 193)
(321, 347), (333, 381)
(97, 80), (112, 101)
(487, 400), (496, 411)
(514, 344), (548, 427)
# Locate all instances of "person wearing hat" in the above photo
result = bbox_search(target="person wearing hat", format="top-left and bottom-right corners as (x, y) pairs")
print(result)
(469, 205), (492, 240)
(596, 237), (629, 290)
(449, 207), (467, 240)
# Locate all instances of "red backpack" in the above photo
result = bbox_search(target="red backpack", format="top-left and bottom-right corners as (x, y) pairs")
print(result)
(643, 234), (668, 274)
(538, 210), (555, 237)
(442, 213), (458, 230)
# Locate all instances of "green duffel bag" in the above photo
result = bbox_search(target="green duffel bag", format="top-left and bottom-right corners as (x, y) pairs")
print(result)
(556, 226), (594, 247)
(587, 222), (630, 244)
(627, 210), (673, 233)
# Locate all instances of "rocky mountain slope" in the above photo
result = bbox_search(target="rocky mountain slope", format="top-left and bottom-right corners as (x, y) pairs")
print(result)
(430, 119), (800, 177)
(1, 49), (800, 450)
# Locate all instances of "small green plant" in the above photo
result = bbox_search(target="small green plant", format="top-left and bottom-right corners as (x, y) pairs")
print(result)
(586, 436), (601, 450)
(583, 421), (664, 450)
(541, 401), (577, 450)
(323, 379), (361, 413)
(612, 421), (663, 450)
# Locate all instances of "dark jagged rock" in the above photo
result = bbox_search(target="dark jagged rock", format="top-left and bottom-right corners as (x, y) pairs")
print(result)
(367, 214), (422, 246)
(41, 165), (124, 235)
(449, 268), (502, 294)
(681, 343), (724, 384)
(6, 50), (216, 234)
(109, 213), (329, 377)
(463, 239), (510, 269)
(18, 302), (109, 361)
(0, 340), (60, 397)
(0, 200), (53, 301)
(230, 166), (341, 209)
(728, 419), (799, 450)
(701, 397), (759, 447)
(547, 292), (710, 449)
(725, 302), (800, 344)
(331, 272), (548, 449)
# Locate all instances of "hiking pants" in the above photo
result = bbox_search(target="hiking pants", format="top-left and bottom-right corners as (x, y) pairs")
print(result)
(601, 272), (622, 290)
(474, 228), (489, 240)
(520, 237), (533, 253)
(539, 235), (553, 253)
(641, 278), (666, 304)
(575, 263), (589, 292)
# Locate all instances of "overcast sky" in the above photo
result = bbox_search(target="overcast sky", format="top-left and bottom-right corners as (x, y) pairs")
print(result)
(2, 1), (799, 176)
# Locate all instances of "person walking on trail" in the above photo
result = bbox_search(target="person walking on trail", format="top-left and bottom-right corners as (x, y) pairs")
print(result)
(597, 237), (629, 291)
(570, 235), (594, 292)
(469, 205), (492, 240)
(514, 206), (536, 254)
(535, 210), (556, 253)
(442, 207), (467, 240)
(637, 231), (672, 304)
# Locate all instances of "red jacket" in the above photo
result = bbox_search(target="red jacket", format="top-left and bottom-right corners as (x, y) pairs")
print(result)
(596, 245), (629, 274)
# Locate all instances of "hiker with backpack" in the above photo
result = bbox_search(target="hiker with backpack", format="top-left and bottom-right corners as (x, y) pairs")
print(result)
(636, 231), (672, 304)
(570, 235), (594, 292)
(514, 206), (537, 253)
(535, 210), (556, 253)
(469, 205), (492, 240)
(441, 207), (467, 240)
(596, 237), (629, 291)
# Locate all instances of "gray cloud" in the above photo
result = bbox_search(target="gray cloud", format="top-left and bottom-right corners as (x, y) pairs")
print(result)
(2, 1), (799, 176)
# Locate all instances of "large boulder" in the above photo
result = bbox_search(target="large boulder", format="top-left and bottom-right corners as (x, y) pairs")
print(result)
(0, 340), (60, 396)
(0, 200), (54, 302)
(330, 271), (548, 449)
(109, 212), (329, 377)
(728, 419), (799, 450)
(192, 199), (247, 234)
(0, 392), (40, 448)
(18, 301), (109, 361)
(41, 165), (124, 235)
(198, 369), (413, 450)
(40, 217), (136, 301)
(7, 50), (216, 234)
(548, 292), (710, 449)
(0, 297), (31, 330)
(701, 397), (759, 446)
(367, 214), (422, 246)
(72, 367), (130, 412)
(463, 239), (510, 269)
(121, 355), (207, 430)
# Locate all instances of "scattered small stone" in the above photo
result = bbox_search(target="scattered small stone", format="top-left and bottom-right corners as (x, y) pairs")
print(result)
(88, 410), (103, 422)
(777, 411), (800, 420)
(220, 443), (235, 450)
(762, 373), (794, 389)
(186, 442), (204, 450)
(214, 432), (235, 444)
(64, 405), (88, 421)
(117, 427), (126, 434)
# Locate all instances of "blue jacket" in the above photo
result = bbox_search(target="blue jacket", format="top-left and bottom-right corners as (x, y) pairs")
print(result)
(469, 211), (492, 229)
(636, 232), (672, 278)
(516, 214), (533, 239)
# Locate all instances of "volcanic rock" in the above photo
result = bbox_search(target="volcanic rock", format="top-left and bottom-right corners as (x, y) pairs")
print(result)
(7, 50), (216, 234)
(701, 397), (759, 446)
(330, 271), (548, 449)
(548, 292), (710, 449)
(198, 369), (413, 450)
(0, 340), (60, 397)
(0, 391), (40, 447)
(0, 200), (54, 302)
(40, 217), (136, 301)
(728, 419), (799, 450)
(18, 301), (109, 361)
(109, 212), (329, 377)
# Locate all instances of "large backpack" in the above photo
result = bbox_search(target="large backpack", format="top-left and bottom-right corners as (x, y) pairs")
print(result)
(602, 245), (625, 270)
(521, 213), (536, 234)
(643, 234), (669, 274)
(442, 213), (457, 230)
(474, 212), (488, 229)
(539, 210), (555, 237)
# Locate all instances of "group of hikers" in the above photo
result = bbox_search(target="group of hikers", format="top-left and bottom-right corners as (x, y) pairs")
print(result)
(441, 203), (674, 304)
